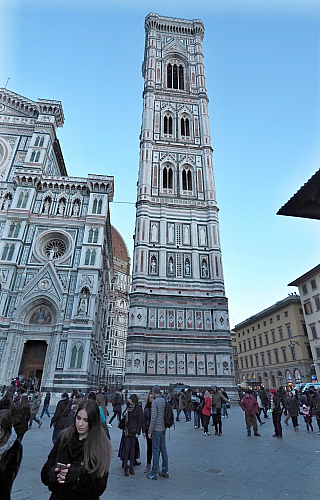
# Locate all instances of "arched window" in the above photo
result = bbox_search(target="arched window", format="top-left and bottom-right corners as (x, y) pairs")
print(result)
(39, 136), (45, 147)
(17, 191), (28, 208)
(8, 223), (15, 238)
(35, 151), (41, 162)
(88, 228), (94, 243)
(70, 344), (84, 369)
(182, 169), (192, 191)
(1, 243), (9, 260)
(164, 116), (173, 135)
(85, 249), (91, 265)
(30, 151), (36, 162)
(167, 63), (184, 90)
(163, 167), (173, 190)
(97, 199), (102, 214)
(167, 63), (172, 88)
(7, 244), (14, 260)
(181, 118), (190, 136)
(90, 249), (96, 266)
(93, 229), (99, 243)
(92, 199), (98, 213)
(35, 136), (40, 147)
(13, 223), (21, 238)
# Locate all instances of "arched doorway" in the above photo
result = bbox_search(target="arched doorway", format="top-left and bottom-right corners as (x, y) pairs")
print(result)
(19, 340), (47, 387)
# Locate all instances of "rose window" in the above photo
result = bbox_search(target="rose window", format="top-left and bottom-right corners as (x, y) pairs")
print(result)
(44, 239), (67, 259)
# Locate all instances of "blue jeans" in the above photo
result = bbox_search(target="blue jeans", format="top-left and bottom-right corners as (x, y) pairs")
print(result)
(221, 403), (228, 417)
(193, 411), (200, 427)
(151, 430), (168, 474)
(40, 404), (50, 418)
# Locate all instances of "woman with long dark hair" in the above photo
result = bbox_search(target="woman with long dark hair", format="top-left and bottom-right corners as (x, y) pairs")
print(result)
(41, 399), (111, 500)
(12, 394), (31, 442)
(0, 409), (23, 499)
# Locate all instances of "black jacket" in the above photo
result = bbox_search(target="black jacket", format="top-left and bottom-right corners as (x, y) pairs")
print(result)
(13, 406), (31, 438)
(124, 405), (143, 437)
(142, 403), (152, 433)
(0, 437), (23, 499)
(51, 398), (70, 429)
(41, 432), (108, 500)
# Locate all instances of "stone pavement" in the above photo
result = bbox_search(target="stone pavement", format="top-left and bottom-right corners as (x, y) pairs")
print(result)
(12, 404), (320, 500)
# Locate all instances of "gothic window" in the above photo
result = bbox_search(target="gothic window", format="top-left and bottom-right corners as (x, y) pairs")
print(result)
(1, 243), (14, 261)
(1, 244), (9, 260)
(88, 229), (94, 243)
(167, 63), (184, 90)
(35, 136), (40, 147)
(35, 151), (41, 162)
(93, 229), (99, 243)
(8, 223), (21, 238)
(92, 198), (103, 214)
(8, 223), (15, 238)
(182, 168), (192, 192)
(39, 136), (45, 147)
(70, 344), (84, 369)
(181, 118), (190, 137)
(17, 191), (29, 209)
(90, 249), (96, 265)
(162, 166), (173, 189)
(85, 249), (91, 265)
(30, 151), (36, 162)
(164, 116), (173, 135)
(35, 136), (44, 147)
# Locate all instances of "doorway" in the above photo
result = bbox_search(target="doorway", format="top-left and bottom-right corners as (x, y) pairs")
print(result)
(19, 340), (47, 386)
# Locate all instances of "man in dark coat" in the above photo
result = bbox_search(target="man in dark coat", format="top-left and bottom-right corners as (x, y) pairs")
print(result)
(50, 392), (70, 444)
(108, 390), (122, 426)
(259, 388), (269, 418)
(40, 392), (51, 419)
(269, 388), (283, 438)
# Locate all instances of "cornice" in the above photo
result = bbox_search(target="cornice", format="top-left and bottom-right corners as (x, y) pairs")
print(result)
(145, 13), (204, 40)
(0, 89), (65, 127)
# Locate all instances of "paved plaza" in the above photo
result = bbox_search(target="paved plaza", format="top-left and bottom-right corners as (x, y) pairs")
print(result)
(12, 404), (320, 500)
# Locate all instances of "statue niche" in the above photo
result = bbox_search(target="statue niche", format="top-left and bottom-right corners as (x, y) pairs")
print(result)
(78, 287), (90, 315)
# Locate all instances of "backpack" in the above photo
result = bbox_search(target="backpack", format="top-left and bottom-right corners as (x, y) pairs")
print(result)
(164, 401), (174, 428)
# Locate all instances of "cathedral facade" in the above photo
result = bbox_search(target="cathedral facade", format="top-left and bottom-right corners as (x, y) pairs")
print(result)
(126, 14), (235, 392)
(0, 88), (114, 395)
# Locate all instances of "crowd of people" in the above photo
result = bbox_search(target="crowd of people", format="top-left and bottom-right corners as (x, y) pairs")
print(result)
(238, 385), (320, 438)
(0, 381), (319, 498)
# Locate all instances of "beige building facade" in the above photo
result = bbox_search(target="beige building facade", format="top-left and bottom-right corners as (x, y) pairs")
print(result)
(288, 264), (320, 382)
(234, 295), (313, 389)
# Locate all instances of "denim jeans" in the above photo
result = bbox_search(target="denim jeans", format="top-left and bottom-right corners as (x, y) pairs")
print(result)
(151, 430), (168, 474)
(193, 410), (200, 427)
(40, 404), (50, 418)
(29, 414), (40, 428)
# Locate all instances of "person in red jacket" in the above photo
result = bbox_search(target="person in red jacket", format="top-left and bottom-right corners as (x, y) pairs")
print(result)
(239, 390), (261, 436)
(202, 391), (212, 436)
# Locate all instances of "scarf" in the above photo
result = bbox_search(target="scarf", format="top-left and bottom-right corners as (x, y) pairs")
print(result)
(0, 428), (17, 460)
(123, 403), (135, 436)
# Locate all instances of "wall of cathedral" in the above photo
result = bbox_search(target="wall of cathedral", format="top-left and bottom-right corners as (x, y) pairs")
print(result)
(0, 89), (114, 395)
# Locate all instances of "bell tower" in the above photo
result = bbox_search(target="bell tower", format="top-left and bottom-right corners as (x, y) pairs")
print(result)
(126, 13), (234, 392)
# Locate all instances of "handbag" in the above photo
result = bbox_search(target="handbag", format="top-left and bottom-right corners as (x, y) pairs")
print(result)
(118, 416), (126, 430)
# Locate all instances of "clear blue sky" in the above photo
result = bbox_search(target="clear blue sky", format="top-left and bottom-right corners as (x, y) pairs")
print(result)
(2, 0), (320, 327)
